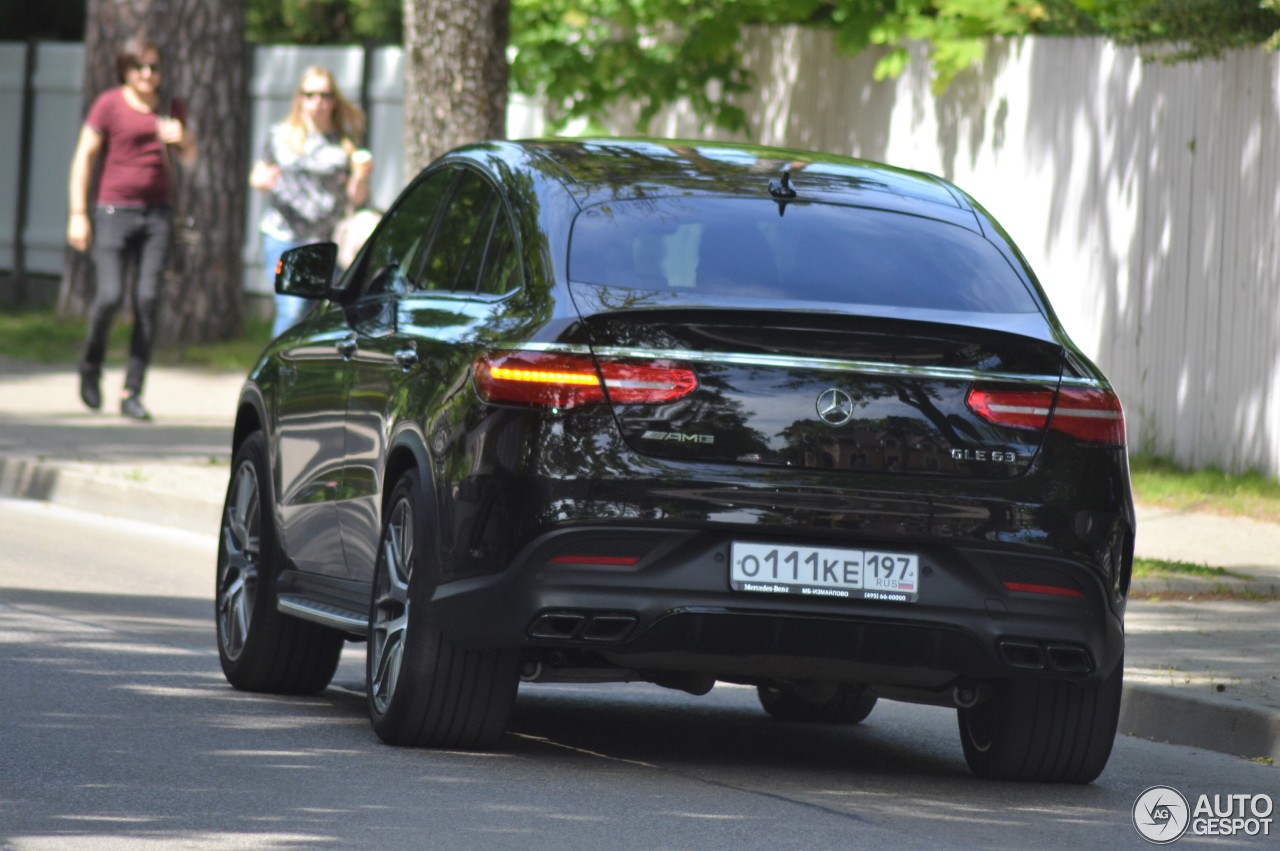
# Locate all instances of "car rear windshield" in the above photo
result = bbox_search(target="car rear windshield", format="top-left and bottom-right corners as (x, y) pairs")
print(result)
(568, 197), (1039, 313)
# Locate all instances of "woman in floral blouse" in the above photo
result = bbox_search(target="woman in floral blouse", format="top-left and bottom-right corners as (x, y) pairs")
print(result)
(250, 66), (372, 336)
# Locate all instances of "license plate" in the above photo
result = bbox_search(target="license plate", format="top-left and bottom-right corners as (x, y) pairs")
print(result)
(729, 542), (920, 602)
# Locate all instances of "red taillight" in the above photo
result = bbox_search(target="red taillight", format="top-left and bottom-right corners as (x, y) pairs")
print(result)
(966, 385), (1125, 445)
(966, 387), (1055, 430)
(1049, 387), (1126, 444)
(596, 359), (699, 404)
(474, 350), (697, 409)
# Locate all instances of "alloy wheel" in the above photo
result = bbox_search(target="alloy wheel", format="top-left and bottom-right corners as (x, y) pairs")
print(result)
(217, 458), (261, 661)
(369, 495), (413, 715)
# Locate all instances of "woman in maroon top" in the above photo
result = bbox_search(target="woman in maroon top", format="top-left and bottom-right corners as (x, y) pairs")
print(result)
(66, 34), (198, 420)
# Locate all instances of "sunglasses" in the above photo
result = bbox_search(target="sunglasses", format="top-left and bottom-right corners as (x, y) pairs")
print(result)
(301, 90), (335, 101)
(131, 62), (161, 74)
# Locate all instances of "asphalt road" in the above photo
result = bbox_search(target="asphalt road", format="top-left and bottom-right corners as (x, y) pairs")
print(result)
(1, 498), (1275, 851)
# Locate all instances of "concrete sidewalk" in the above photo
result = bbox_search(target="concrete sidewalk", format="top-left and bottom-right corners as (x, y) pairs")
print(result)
(1, 356), (1278, 766)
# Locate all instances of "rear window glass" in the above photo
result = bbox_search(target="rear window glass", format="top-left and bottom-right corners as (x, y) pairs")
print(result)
(568, 197), (1038, 313)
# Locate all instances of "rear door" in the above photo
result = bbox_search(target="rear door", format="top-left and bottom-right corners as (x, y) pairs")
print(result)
(338, 166), (526, 579)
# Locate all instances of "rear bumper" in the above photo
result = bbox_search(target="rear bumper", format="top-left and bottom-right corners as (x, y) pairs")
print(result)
(426, 525), (1125, 689)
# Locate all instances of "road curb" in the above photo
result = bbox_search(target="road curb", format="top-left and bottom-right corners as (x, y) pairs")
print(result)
(0, 457), (59, 502)
(1120, 682), (1280, 763)
(1130, 576), (1280, 597)
(0, 457), (222, 534)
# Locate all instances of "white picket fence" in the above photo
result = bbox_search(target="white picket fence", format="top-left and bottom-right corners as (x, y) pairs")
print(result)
(2, 33), (1278, 477)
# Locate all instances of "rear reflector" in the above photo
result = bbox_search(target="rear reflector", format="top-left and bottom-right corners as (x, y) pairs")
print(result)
(475, 350), (697, 409)
(547, 554), (641, 566)
(1003, 580), (1085, 599)
(967, 385), (1125, 445)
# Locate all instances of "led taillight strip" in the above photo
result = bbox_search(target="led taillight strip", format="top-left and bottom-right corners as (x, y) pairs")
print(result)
(475, 350), (697, 409)
(488, 366), (599, 386)
(983, 402), (1052, 417)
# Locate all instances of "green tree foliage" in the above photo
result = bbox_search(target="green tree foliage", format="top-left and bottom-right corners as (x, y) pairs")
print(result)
(1043, 0), (1280, 61)
(510, 0), (766, 133)
(246, 0), (400, 44)
(238, 0), (1280, 132)
(507, 1), (1057, 131)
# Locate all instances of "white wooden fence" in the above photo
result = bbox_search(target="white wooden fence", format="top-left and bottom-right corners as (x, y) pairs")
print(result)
(2, 33), (1278, 477)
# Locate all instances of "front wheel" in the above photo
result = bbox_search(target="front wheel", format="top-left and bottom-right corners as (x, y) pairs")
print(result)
(366, 468), (520, 748)
(215, 431), (344, 693)
(957, 660), (1122, 783)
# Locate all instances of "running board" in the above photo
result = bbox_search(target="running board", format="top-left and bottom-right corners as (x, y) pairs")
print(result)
(277, 594), (368, 635)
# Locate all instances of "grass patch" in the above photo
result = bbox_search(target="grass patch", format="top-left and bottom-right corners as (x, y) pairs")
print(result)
(1128, 558), (1278, 601)
(0, 310), (110, 363)
(1130, 455), (1280, 523)
(1132, 557), (1252, 581)
(0, 308), (272, 372)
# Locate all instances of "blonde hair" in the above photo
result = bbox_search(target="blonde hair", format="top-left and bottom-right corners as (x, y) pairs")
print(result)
(284, 66), (365, 154)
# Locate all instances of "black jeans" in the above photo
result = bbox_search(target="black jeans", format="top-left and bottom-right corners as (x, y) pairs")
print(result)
(82, 205), (172, 396)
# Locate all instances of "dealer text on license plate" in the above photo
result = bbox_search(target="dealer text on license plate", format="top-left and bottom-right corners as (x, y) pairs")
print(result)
(729, 542), (919, 602)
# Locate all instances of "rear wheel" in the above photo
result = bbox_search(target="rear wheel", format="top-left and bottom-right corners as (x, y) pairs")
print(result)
(757, 684), (877, 724)
(215, 431), (344, 693)
(957, 660), (1122, 783)
(367, 468), (520, 748)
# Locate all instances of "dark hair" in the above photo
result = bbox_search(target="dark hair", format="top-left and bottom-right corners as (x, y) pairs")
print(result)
(115, 36), (162, 83)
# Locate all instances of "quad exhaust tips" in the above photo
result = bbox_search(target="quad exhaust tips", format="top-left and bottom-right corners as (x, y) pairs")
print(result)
(528, 610), (638, 643)
(997, 639), (1094, 674)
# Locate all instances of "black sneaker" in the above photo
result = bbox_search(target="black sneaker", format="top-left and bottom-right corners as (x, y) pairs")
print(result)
(79, 366), (102, 410)
(120, 395), (151, 421)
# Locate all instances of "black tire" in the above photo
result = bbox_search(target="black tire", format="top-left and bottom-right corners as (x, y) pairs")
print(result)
(757, 684), (878, 724)
(958, 660), (1122, 783)
(366, 468), (520, 748)
(215, 431), (344, 694)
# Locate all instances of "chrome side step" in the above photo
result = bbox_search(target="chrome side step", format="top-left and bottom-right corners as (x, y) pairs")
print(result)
(277, 594), (368, 634)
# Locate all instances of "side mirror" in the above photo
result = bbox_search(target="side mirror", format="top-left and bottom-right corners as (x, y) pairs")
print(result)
(275, 242), (339, 299)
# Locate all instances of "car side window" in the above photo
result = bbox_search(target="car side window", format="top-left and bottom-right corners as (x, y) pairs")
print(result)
(420, 169), (502, 293)
(453, 197), (499, 293)
(477, 211), (522, 296)
(351, 169), (454, 299)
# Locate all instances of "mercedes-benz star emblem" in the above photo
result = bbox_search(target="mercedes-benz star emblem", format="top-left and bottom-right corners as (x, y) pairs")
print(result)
(816, 388), (855, 426)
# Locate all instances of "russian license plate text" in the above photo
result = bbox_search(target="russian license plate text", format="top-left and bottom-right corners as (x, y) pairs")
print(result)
(729, 542), (919, 602)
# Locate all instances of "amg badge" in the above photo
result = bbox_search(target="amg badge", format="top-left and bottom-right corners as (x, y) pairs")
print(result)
(641, 430), (714, 444)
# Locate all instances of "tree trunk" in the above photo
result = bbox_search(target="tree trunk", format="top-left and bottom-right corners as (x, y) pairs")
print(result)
(155, 0), (249, 344)
(60, 0), (249, 345)
(402, 0), (510, 178)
